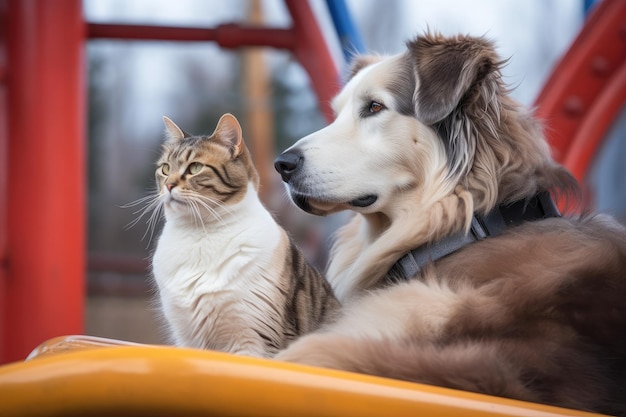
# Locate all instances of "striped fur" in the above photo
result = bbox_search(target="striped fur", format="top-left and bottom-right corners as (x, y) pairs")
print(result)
(148, 114), (339, 357)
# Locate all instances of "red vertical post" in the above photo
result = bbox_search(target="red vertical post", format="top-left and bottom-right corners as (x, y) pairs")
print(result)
(286, 0), (340, 121)
(0, 1), (8, 362)
(3, 0), (85, 363)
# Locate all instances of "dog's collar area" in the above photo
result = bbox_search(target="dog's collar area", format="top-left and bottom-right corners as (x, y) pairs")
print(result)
(390, 192), (561, 280)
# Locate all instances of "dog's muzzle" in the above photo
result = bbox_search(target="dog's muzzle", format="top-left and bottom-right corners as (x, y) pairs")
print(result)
(274, 150), (303, 183)
(274, 149), (378, 213)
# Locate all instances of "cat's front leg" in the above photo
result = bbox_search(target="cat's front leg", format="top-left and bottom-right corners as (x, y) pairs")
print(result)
(223, 332), (279, 358)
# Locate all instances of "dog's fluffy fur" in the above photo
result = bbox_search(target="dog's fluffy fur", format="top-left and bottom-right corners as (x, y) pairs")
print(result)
(274, 33), (626, 415)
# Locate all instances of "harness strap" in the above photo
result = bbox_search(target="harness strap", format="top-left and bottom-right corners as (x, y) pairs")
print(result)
(391, 192), (560, 280)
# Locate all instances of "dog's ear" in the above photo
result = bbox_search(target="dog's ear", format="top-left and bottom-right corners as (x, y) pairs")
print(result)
(347, 55), (383, 80)
(408, 34), (500, 125)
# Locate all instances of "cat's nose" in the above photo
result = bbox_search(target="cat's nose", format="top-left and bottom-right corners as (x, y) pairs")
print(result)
(274, 150), (303, 182)
(166, 182), (177, 191)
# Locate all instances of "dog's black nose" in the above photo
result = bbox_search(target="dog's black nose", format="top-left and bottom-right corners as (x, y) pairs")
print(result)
(274, 151), (303, 182)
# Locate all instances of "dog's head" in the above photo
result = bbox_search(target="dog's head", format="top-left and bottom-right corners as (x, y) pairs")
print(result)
(275, 33), (571, 217)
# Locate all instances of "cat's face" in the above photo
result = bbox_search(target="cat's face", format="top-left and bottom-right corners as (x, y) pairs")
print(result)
(156, 114), (253, 222)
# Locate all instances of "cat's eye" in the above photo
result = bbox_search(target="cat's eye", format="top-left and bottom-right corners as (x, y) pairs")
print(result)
(161, 164), (170, 175)
(187, 162), (203, 175)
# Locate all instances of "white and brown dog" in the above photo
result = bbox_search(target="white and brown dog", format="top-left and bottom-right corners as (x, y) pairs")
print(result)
(274, 33), (626, 415)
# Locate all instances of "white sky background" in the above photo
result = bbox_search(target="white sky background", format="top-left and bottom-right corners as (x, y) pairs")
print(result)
(84, 0), (585, 132)
(345, 0), (583, 105)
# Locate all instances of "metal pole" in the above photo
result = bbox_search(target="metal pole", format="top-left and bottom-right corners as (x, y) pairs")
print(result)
(4, 0), (85, 362)
(286, 0), (340, 121)
(325, 0), (366, 64)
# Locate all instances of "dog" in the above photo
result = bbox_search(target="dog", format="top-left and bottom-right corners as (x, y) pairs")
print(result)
(274, 33), (626, 415)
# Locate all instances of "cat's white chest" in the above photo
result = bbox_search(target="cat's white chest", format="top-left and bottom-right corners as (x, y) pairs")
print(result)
(152, 187), (284, 355)
(153, 223), (250, 291)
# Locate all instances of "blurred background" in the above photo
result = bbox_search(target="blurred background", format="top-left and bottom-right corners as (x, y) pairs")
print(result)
(1, 0), (624, 359)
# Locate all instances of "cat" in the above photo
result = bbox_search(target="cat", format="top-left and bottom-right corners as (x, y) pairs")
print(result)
(147, 113), (339, 357)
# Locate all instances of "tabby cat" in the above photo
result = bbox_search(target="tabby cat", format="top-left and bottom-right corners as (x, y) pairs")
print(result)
(149, 113), (339, 357)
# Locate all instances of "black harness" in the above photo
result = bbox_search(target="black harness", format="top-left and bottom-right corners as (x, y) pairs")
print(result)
(389, 192), (561, 280)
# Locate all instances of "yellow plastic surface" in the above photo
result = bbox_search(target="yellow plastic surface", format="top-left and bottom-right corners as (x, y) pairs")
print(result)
(25, 334), (144, 359)
(0, 336), (608, 417)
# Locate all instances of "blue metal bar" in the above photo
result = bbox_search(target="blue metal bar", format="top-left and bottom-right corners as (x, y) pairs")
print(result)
(325, 0), (366, 63)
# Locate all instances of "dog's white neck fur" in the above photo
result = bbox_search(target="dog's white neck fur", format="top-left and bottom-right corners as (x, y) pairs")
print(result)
(152, 182), (285, 355)
(327, 180), (473, 302)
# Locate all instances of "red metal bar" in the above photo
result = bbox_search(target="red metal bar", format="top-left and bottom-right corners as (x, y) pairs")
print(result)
(88, 23), (296, 50)
(0, 43), (8, 364)
(3, 0), (85, 363)
(563, 60), (626, 182)
(88, 12), (339, 122)
(286, 0), (340, 121)
(0, 88), (7, 362)
(534, 0), (626, 162)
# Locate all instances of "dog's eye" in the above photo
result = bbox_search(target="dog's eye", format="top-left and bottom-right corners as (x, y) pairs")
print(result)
(360, 100), (387, 118)
(369, 101), (385, 113)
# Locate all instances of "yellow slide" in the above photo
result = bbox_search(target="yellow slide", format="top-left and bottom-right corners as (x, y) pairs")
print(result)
(0, 336), (607, 416)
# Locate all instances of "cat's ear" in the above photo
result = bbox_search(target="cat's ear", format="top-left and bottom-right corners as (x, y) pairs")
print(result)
(162, 116), (190, 142)
(213, 113), (243, 157)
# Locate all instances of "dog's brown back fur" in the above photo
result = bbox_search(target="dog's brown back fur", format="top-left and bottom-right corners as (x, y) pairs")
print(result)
(435, 216), (626, 413)
(275, 33), (626, 415)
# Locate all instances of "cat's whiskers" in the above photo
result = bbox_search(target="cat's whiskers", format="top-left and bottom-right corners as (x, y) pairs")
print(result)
(123, 192), (165, 244)
(123, 193), (159, 209)
(144, 201), (164, 244)
(187, 198), (209, 236)
(122, 194), (159, 226)
(171, 190), (225, 234)
(192, 194), (230, 224)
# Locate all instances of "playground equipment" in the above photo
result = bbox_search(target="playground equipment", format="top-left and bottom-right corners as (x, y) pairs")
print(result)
(0, 0), (625, 415)
(534, 0), (626, 182)
(0, 335), (608, 416)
